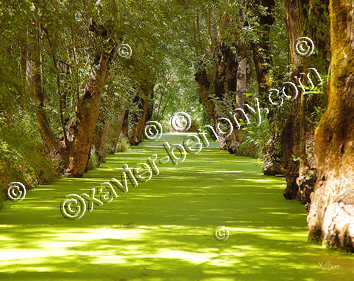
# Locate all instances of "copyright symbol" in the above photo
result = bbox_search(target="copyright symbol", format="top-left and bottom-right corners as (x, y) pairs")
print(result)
(295, 37), (314, 57)
(118, 44), (132, 59)
(171, 112), (191, 132)
(144, 121), (163, 141)
(60, 194), (86, 220)
(214, 226), (229, 241)
(7, 182), (26, 202)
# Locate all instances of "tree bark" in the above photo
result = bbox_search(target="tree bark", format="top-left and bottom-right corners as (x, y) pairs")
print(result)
(93, 119), (110, 163)
(195, 42), (241, 152)
(31, 22), (63, 158)
(195, 64), (214, 122)
(222, 9), (251, 154)
(307, 0), (354, 252)
(145, 88), (154, 124)
(251, 0), (275, 99)
(129, 83), (153, 145)
(223, 39), (249, 154)
(107, 111), (125, 154)
(195, 9), (249, 153)
(31, 18), (110, 177)
(121, 109), (129, 138)
(281, 0), (330, 203)
(29, 12), (113, 177)
(25, 30), (33, 100)
(66, 54), (109, 176)
(250, 0), (284, 175)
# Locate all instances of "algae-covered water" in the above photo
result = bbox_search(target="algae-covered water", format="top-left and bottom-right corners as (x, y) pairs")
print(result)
(1, 133), (353, 280)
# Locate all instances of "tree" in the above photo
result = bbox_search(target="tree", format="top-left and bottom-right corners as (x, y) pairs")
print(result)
(280, 0), (330, 203)
(23, 0), (184, 176)
(29, 1), (112, 177)
(193, 4), (252, 153)
(129, 82), (154, 145)
(307, 0), (354, 252)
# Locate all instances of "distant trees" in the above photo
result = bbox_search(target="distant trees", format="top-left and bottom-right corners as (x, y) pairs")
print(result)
(0, 0), (185, 177)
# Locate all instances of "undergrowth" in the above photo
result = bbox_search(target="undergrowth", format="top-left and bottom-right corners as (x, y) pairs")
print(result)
(236, 108), (271, 159)
(116, 135), (130, 152)
(0, 111), (59, 209)
(87, 146), (100, 171)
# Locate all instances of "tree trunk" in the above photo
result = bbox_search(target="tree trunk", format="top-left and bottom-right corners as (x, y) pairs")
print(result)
(93, 119), (110, 163)
(251, 0), (275, 99)
(225, 37), (252, 154)
(220, 39), (250, 154)
(281, 0), (330, 203)
(195, 10), (248, 153)
(129, 83), (153, 145)
(235, 41), (249, 110)
(195, 64), (214, 122)
(31, 22), (64, 159)
(25, 30), (33, 100)
(195, 43), (241, 152)
(121, 109), (129, 138)
(31, 18), (110, 177)
(307, 0), (354, 252)
(145, 88), (154, 123)
(65, 54), (109, 176)
(250, 0), (284, 175)
(107, 111), (125, 154)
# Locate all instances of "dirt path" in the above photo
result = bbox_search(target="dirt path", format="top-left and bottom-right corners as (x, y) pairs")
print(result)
(0, 133), (353, 280)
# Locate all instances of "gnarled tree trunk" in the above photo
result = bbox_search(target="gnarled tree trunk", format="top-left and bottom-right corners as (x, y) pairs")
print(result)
(65, 54), (109, 176)
(145, 88), (154, 123)
(107, 111), (126, 154)
(31, 19), (110, 177)
(213, 41), (240, 152)
(195, 65), (214, 122)
(93, 119), (110, 163)
(307, 0), (354, 252)
(195, 9), (251, 153)
(281, 0), (330, 203)
(251, 0), (275, 99)
(129, 83), (153, 145)
(224, 37), (252, 154)
(31, 22), (64, 160)
(250, 0), (283, 175)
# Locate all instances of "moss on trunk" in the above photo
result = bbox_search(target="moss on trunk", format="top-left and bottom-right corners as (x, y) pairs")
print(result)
(307, 0), (354, 252)
(281, 0), (330, 203)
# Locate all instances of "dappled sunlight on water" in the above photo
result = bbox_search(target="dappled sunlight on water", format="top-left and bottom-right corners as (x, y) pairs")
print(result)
(0, 134), (353, 280)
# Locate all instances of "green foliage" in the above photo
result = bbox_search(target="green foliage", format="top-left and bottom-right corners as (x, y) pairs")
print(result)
(188, 118), (200, 131)
(309, 105), (326, 128)
(0, 111), (59, 206)
(237, 109), (271, 159)
(303, 0), (331, 72)
(87, 146), (100, 171)
(0, 0), (329, 212)
(307, 74), (329, 128)
(292, 155), (303, 162)
(269, 1), (291, 79)
(254, 158), (266, 168)
(0, 189), (5, 210)
(116, 135), (130, 153)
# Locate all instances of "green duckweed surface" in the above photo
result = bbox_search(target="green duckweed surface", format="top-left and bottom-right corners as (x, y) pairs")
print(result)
(1, 133), (353, 280)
